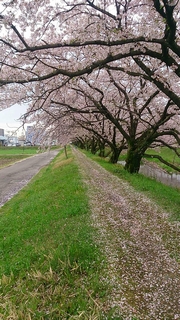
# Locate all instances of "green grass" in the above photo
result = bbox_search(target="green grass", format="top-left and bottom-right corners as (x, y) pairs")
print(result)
(0, 146), (39, 155)
(82, 150), (180, 222)
(0, 148), (112, 319)
(1, 146), (178, 319)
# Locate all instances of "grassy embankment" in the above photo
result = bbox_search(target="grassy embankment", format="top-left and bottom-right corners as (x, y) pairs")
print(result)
(83, 148), (180, 222)
(0, 148), (109, 319)
(0, 146), (38, 168)
(0, 146), (179, 319)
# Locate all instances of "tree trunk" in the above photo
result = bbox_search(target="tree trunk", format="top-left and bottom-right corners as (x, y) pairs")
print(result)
(124, 148), (142, 173)
(109, 147), (121, 164)
(98, 140), (105, 157)
(90, 137), (98, 154)
(99, 148), (105, 157)
(64, 145), (68, 159)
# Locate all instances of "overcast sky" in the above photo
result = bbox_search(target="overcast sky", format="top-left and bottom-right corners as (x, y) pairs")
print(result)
(0, 104), (28, 135)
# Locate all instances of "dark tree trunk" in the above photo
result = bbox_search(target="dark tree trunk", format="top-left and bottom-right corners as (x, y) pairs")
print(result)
(90, 137), (98, 154)
(98, 140), (105, 157)
(124, 148), (142, 173)
(85, 138), (91, 151)
(109, 147), (122, 164)
(64, 145), (68, 159)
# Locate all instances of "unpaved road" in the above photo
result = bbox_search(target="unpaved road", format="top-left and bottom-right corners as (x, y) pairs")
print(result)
(73, 148), (180, 320)
(0, 149), (59, 207)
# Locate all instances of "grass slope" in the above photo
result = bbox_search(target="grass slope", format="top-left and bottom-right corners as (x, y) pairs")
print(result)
(0, 146), (38, 168)
(1, 147), (179, 319)
(0, 155), (32, 168)
(0, 149), (108, 320)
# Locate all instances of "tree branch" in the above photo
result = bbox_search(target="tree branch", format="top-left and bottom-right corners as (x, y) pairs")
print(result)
(144, 153), (180, 172)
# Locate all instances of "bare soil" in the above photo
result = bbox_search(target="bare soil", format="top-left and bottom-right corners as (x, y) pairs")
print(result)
(73, 148), (180, 320)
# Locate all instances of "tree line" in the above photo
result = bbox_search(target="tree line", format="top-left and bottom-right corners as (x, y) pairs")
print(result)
(0, 0), (180, 172)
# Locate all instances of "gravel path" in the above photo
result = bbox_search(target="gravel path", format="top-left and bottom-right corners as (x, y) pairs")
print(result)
(73, 148), (180, 320)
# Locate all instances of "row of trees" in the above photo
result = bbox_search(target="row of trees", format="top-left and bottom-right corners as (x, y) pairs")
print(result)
(0, 0), (180, 172)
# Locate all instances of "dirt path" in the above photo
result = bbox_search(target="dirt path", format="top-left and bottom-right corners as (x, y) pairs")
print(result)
(73, 148), (180, 320)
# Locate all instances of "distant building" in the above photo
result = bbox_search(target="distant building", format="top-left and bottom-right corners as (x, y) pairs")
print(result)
(0, 128), (4, 136)
(0, 136), (6, 146)
(0, 129), (7, 146)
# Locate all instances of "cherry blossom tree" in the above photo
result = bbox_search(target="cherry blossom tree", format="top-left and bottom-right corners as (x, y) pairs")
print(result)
(72, 110), (126, 161)
(28, 65), (179, 172)
(71, 71), (180, 172)
(0, 0), (180, 172)
(0, 0), (179, 103)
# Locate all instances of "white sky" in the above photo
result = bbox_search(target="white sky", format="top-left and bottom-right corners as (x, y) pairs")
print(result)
(0, 104), (28, 135)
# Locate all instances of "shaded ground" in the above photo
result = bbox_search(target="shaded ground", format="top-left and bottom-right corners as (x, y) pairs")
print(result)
(73, 148), (180, 320)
